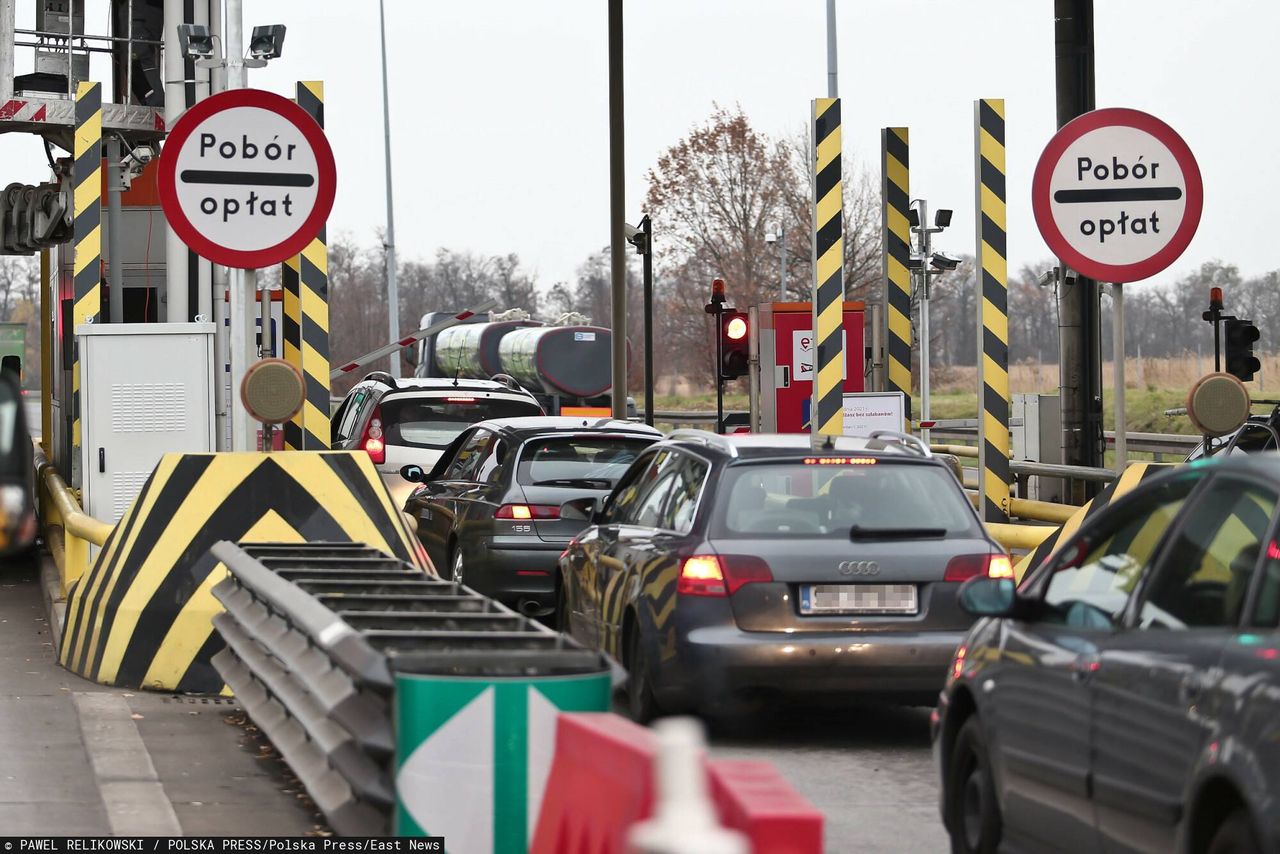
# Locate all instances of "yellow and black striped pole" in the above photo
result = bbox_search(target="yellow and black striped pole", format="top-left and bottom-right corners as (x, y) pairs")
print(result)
(282, 81), (331, 450)
(811, 98), (844, 441)
(975, 99), (1010, 523)
(880, 128), (912, 416)
(72, 81), (102, 483)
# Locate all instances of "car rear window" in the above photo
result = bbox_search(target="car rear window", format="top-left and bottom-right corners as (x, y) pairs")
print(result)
(517, 435), (654, 488)
(380, 396), (541, 449)
(712, 459), (981, 538)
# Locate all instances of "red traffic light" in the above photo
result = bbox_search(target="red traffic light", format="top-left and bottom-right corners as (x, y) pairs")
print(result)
(726, 315), (748, 341)
(719, 310), (750, 380)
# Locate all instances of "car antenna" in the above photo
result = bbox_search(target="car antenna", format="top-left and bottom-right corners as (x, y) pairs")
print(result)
(821, 434), (835, 451)
(452, 367), (461, 388)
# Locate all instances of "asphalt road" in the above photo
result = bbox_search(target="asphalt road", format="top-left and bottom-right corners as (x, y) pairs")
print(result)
(706, 703), (949, 853)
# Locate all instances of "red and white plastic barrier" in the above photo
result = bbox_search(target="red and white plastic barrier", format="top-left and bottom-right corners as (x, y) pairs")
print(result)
(530, 713), (823, 854)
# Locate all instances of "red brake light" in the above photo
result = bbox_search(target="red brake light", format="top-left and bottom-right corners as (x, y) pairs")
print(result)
(446, 396), (477, 403)
(495, 504), (560, 520)
(677, 554), (772, 597)
(678, 555), (725, 597)
(360, 405), (385, 463)
(944, 553), (1013, 583)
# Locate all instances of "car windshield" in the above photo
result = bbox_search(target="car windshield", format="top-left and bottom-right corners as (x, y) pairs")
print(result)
(380, 396), (541, 449)
(712, 459), (980, 538)
(517, 435), (654, 488)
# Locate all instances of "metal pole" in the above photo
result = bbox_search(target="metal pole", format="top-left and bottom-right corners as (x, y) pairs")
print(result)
(125, 0), (134, 106)
(1112, 282), (1126, 469)
(0, 0), (14, 103)
(641, 215), (654, 426)
(918, 201), (931, 446)
(192, 0), (211, 322)
(869, 301), (883, 392)
(1055, 0), (1102, 494)
(825, 0), (838, 98)
(715, 305), (725, 435)
(209, 0), (228, 449)
(163, 0), (188, 322)
(779, 224), (787, 300)
(40, 249), (51, 455)
(607, 0), (627, 420)
(106, 138), (125, 323)
(225, 0), (254, 451)
(379, 0), (401, 376)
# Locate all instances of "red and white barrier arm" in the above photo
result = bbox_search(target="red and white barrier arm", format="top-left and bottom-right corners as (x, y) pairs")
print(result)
(329, 299), (499, 381)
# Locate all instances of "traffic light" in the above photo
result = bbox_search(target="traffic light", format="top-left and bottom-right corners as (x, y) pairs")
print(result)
(719, 310), (749, 380)
(1225, 318), (1261, 382)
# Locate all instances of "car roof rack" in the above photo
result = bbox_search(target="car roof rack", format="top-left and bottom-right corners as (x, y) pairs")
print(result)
(868, 429), (932, 458)
(363, 371), (397, 389)
(666, 429), (738, 457)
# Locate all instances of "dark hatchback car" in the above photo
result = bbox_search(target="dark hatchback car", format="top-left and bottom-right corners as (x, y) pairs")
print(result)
(558, 430), (1010, 721)
(400, 417), (661, 617)
(935, 456), (1280, 854)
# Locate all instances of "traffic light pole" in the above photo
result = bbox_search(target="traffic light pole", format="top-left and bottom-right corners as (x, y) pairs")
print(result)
(714, 304), (725, 435)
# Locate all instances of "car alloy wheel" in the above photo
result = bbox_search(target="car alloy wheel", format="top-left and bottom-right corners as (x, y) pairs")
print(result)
(948, 716), (1001, 854)
(626, 626), (662, 724)
(451, 549), (464, 585)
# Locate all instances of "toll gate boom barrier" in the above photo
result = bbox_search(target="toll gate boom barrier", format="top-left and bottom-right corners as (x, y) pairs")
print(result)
(211, 541), (612, 845)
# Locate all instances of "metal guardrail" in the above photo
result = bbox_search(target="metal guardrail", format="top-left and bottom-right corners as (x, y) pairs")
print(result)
(210, 540), (605, 837)
(930, 426), (1200, 459)
(33, 442), (114, 593)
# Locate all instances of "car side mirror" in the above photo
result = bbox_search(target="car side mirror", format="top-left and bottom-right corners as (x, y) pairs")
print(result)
(958, 577), (1018, 618)
(561, 496), (599, 522)
(400, 464), (426, 483)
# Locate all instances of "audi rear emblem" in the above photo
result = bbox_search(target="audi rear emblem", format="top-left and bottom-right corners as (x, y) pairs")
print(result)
(838, 560), (880, 576)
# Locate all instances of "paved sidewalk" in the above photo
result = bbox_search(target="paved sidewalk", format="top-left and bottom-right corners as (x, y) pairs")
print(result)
(0, 554), (325, 835)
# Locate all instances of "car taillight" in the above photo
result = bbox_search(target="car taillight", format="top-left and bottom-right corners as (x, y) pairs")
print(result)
(951, 644), (968, 682)
(677, 554), (773, 597)
(495, 504), (560, 520)
(677, 555), (725, 597)
(360, 406), (385, 463)
(944, 553), (1013, 582)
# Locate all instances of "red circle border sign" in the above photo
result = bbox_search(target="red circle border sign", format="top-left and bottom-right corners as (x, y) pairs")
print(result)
(1031, 107), (1202, 283)
(157, 88), (337, 269)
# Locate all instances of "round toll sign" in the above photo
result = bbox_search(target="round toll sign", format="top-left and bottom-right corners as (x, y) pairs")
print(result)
(1032, 108), (1202, 283)
(157, 88), (336, 268)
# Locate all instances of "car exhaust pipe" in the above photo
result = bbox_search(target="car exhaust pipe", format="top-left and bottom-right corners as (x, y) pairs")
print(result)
(518, 598), (552, 618)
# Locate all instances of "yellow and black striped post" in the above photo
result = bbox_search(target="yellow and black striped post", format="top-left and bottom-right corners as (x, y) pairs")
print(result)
(881, 128), (911, 415)
(811, 98), (844, 441)
(975, 99), (1010, 523)
(72, 81), (102, 483)
(282, 81), (331, 450)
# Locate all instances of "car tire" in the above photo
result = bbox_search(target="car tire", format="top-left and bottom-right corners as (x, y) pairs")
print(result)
(554, 580), (568, 633)
(947, 716), (1001, 854)
(451, 547), (464, 586)
(1207, 809), (1262, 854)
(626, 625), (663, 724)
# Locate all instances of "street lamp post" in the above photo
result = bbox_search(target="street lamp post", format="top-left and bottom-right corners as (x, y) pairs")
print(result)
(379, 0), (401, 377)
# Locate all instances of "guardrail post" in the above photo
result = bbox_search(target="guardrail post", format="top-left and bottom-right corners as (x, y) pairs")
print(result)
(975, 99), (1010, 524)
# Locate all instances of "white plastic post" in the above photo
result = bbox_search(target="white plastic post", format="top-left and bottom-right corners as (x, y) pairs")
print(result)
(625, 718), (748, 854)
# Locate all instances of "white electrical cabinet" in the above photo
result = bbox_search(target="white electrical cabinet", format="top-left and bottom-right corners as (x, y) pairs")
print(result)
(77, 323), (217, 524)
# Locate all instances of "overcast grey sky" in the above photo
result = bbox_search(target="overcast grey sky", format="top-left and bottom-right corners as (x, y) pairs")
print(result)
(2, 0), (1274, 295)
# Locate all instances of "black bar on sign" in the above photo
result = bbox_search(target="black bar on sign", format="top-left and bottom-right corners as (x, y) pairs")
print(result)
(1054, 186), (1182, 204)
(179, 170), (315, 187)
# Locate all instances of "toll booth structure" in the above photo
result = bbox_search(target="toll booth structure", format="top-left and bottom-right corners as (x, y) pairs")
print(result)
(749, 301), (866, 433)
(1, 1), (227, 494)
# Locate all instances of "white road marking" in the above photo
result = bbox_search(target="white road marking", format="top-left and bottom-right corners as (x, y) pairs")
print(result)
(72, 692), (182, 836)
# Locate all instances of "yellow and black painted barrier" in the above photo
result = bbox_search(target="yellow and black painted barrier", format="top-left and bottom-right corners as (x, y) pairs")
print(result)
(1013, 462), (1170, 580)
(811, 98), (844, 439)
(72, 81), (102, 481)
(60, 451), (429, 692)
(974, 99), (1010, 523)
(283, 81), (331, 451)
(35, 444), (113, 595)
(880, 127), (911, 412)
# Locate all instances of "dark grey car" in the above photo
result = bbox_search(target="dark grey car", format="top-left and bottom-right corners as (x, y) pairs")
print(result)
(400, 417), (661, 617)
(558, 430), (1009, 721)
(935, 455), (1280, 854)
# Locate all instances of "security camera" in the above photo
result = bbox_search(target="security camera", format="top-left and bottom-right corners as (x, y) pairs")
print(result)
(132, 144), (155, 164)
(623, 221), (648, 255)
(934, 209), (953, 228)
(906, 255), (925, 271)
(930, 252), (961, 271)
(1038, 269), (1056, 287)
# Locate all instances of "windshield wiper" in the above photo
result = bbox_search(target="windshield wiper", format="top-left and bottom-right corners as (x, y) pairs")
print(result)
(850, 525), (947, 540)
(532, 478), (613, 488)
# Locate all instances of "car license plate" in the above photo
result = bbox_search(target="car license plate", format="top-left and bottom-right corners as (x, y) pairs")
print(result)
(799, 584), (918, 615)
